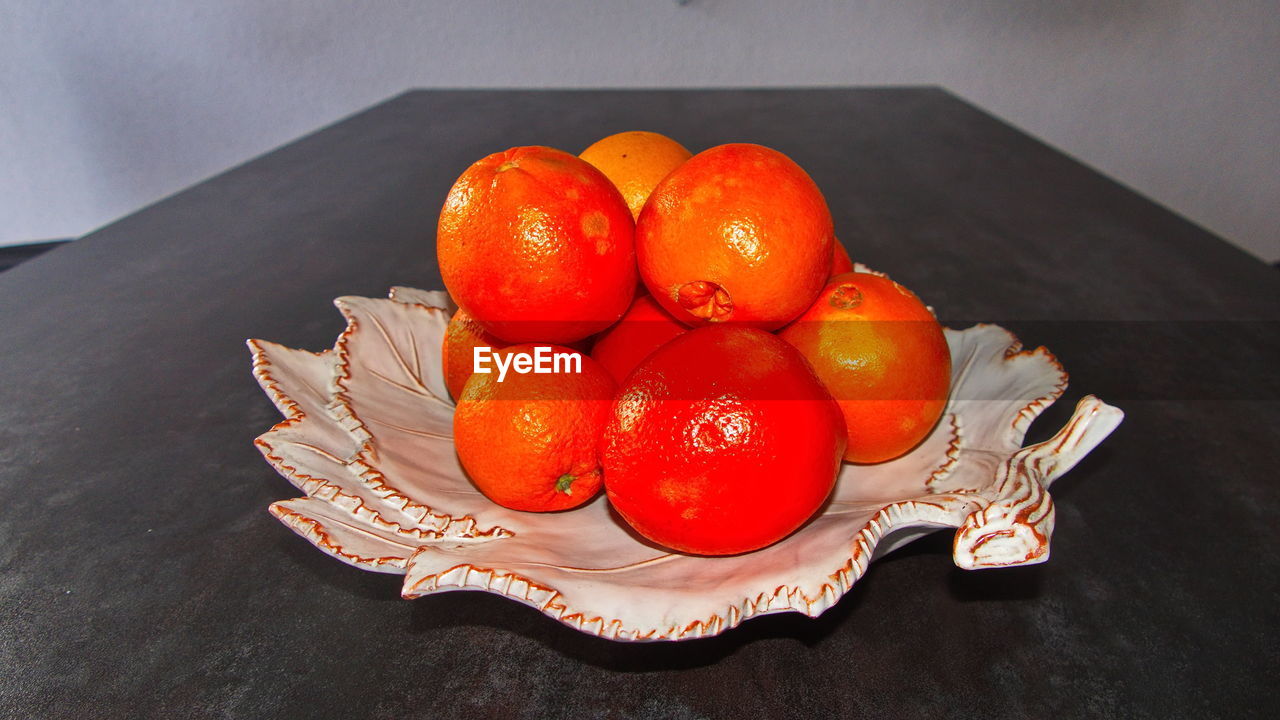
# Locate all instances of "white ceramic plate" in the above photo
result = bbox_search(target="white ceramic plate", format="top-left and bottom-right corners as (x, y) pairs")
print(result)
(248, 286), (1122, 641)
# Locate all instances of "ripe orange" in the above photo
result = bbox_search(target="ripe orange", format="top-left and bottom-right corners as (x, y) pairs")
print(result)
(453, 345), (616, 511)
(441, 308), (504, 401)
(437, 146), (637, 345)
(441, 308), (594, 400)
(579, 131), (693, 220)
(636, 143), (834, 330)
(601, 326), (846, 555)
(831, 238), (854, 276)
(779, 272), (952, 464)
(589, 294), (689, 384)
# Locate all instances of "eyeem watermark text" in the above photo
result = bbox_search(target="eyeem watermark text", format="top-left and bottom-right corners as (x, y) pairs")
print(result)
(473, 346), (582, 382)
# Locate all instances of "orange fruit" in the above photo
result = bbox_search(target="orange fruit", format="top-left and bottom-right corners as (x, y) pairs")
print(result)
(636, 143), (834, 330)
(437, 146), (637, 345)
(453, 345), (616, 511)
(779, 271), (952, 464)
(601, 326), (846, 555)
(831, 238), (854, 277)
(441, 308), (594, 400)
(441, 308), (505, 401)
(579, 131), (693, 220)
(589, 294), (689, 384)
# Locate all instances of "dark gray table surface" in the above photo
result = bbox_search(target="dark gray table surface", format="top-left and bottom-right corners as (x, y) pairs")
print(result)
(2, 89), (1277, 719)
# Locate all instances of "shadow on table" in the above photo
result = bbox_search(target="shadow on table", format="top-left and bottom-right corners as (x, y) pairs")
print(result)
(0, 239), (71, 272)
(275, 527), (405, 602)
(283, 406), (1122, 672)
(397, 443), (1127, 671)
(405, 562), (883, 672)
(273, 442), (1118, 673)
(401, 531), (1034, 673)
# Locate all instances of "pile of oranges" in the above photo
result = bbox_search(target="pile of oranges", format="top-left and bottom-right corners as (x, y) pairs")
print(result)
(438, 132), (951, 556)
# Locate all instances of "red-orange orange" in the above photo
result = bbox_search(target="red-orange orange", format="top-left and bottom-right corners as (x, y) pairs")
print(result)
(636, 143), (834, 330)
(437, 146), (637, 344)
(589, 294), (689, 384)
(441, 308), (504, 401)
(601, 326), (846, 554)
(831, 238), (854, 276)
(779, 272), (951, 463)
(453, 345), (616, 511)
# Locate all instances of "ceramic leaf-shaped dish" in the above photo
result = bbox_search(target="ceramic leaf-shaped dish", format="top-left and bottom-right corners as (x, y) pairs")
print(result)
(249, 286), (1122, 641)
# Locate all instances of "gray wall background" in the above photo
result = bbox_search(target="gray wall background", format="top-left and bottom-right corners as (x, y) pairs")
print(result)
(3, 1), (1277, 261)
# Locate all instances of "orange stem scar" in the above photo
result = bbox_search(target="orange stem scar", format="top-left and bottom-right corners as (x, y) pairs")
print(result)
(677, 281), (733, 321)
